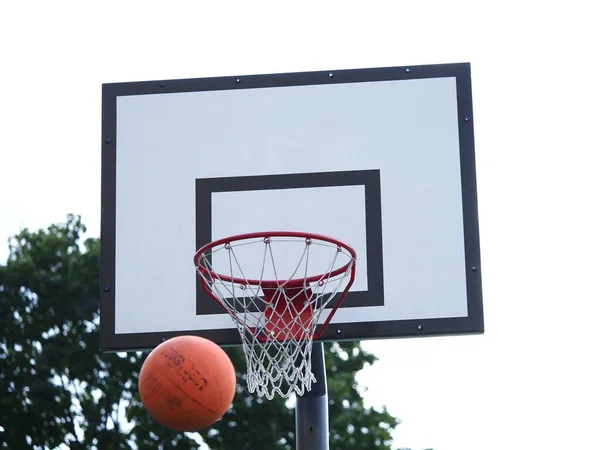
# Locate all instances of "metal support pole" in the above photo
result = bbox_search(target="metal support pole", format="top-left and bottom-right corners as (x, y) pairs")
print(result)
(295, 342), (329, 450)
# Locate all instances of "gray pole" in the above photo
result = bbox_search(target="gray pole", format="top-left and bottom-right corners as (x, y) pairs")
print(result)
(295, 342), (329, 450)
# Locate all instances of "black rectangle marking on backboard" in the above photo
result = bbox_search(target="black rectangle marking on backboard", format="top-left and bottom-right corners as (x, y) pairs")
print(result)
(195, 169), (384, 316)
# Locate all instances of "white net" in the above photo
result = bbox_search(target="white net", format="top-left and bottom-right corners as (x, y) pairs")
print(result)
(195, 234), (356, 399)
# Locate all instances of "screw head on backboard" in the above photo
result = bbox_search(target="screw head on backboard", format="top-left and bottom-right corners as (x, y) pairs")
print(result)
(159, 82), (165, 88)
(105, 138), (112, 144)
(336, 328), (342, 335)
(103, 285), (110, 292)
(417, 324), (423, 331)
(328, 73), (334, 78)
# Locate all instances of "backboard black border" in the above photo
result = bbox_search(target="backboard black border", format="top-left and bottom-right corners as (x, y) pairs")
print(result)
(100, 62), (483, 352)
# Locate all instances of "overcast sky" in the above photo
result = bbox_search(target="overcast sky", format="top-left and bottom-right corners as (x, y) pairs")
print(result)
(1, 2), (599, 449)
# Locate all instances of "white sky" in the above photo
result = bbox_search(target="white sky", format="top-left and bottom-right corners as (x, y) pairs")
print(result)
(1, 1), (599, 449)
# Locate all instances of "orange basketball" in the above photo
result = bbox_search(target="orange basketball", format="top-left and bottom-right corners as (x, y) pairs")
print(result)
(138, 335), (236, 431)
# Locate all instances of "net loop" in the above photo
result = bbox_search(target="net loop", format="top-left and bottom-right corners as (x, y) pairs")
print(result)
(194, 231), (356, 399)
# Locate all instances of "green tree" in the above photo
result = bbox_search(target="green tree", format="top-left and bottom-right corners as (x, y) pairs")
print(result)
(1, 215), (399, 449)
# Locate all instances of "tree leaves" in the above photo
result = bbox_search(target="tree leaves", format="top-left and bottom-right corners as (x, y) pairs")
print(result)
(0, 216), (401, 449)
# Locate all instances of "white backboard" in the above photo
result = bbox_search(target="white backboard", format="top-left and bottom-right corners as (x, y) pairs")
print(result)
(100, 63), (483, 350)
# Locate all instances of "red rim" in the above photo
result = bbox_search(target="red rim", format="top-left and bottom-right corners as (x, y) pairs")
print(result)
(194, 231), (357, 287)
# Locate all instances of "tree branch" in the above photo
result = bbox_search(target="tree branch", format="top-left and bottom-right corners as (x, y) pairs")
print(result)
(59, 374), (83, 447)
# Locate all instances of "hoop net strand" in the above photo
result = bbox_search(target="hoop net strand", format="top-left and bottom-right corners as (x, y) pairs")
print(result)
(195, 234), (355, 399)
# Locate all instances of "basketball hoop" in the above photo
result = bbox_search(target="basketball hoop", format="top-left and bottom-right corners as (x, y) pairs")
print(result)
(194, 231), (356, 399)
